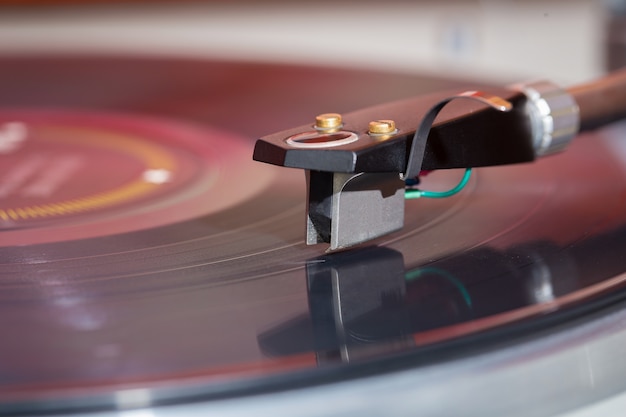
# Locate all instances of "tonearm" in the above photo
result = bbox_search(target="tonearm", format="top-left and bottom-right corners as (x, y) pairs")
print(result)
(253, 70), (626, 251)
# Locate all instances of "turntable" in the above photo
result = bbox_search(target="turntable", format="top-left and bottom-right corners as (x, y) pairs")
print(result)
(2, 2), (626, 417)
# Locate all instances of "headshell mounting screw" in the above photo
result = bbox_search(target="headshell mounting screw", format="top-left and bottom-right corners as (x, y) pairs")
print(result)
(368, 120), (397, 135)
(315, 113), (343, 133)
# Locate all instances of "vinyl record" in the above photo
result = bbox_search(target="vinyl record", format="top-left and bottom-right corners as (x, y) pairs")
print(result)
(2, 55), (626, 415)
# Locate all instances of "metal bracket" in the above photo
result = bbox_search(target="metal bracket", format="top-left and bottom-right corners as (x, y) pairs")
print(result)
(306, 171), (405, 251)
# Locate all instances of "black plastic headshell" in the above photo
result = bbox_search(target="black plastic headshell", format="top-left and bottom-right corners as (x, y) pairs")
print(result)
(253, 87), (535, 175)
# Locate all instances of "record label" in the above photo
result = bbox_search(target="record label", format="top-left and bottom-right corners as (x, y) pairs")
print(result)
(0, 110), (275, 246)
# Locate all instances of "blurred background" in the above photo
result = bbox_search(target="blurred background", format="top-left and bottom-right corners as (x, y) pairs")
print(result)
(0, 0), (624, 86)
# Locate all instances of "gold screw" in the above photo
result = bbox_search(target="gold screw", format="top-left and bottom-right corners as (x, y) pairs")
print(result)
(315, 113), (343, 131)
(368, 120), (396, 135)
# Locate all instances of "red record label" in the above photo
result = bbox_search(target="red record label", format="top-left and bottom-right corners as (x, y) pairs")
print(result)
(0, 110), (275, 246)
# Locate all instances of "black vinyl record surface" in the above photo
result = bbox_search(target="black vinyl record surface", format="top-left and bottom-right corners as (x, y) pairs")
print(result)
(2, 56), (626, 414)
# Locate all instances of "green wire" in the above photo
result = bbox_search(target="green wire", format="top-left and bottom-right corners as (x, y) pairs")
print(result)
(405, 168), (472, 199)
